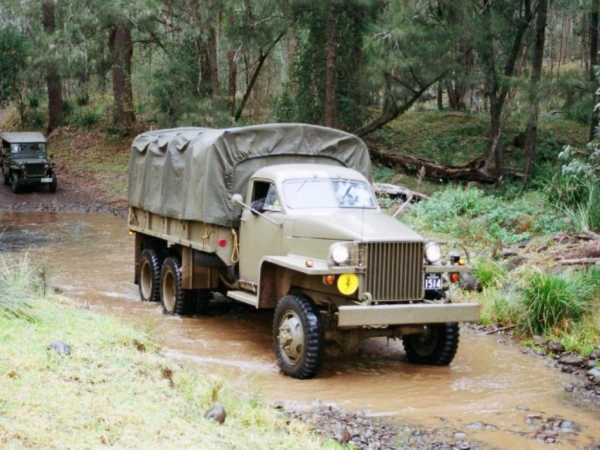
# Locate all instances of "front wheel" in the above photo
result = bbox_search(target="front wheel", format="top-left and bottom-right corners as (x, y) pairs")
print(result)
(402, 323), (459, 365)
(273, 294), (323, 379)
(10, 173), (21, 194)
(48, 174), (57, 193)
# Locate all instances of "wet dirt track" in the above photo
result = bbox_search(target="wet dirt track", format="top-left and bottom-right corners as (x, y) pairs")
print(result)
(1, 212), (599, 449)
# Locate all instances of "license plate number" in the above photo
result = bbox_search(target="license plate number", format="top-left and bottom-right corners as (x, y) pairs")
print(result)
(424, 275), (442, 290)
(40, 177), (52, 183)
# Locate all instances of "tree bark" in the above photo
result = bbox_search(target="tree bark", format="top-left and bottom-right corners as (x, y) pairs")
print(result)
(42, 0), (63, 134)
(590, 0), (599, 140)
(524, 0), (548, 182)
(109, 22), (135, 132)
(208, 25), (219, 97)
(479, 0), (534, 179)
(323, 1), (338, 127)
(227, 49), (237, 115)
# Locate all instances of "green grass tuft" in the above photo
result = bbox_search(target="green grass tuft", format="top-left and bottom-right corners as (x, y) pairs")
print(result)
(521, 272), (590, 335)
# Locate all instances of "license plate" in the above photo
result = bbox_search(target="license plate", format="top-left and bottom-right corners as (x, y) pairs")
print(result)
(40, 177), (52, 183)
(424, 275), (442, 290)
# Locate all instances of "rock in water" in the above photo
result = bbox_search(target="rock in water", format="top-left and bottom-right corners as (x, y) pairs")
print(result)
(205, 404), (226, 424)
(47, 340), (71, 356)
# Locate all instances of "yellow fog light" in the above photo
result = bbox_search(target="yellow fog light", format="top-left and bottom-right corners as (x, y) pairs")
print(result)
(337, 273), (359, 296)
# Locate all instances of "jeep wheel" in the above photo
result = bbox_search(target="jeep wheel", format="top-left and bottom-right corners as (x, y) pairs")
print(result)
(49, 174), (58, 193)
(403, 323), (459, 366)
(139, 249), (161, 302)
(10, 173), (21, 194)
(160, 257), (193, 315)
(273, 294), (323, 379)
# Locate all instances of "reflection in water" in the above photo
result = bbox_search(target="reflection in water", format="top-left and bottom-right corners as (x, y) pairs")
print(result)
(1, 212), (599, 449)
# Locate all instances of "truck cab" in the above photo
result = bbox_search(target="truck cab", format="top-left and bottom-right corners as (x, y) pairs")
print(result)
(0, 132), (58, 193)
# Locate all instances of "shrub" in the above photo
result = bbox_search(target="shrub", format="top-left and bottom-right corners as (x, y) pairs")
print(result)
(405, 187), (569, 245)
(68, 107), (102, 128)
(477, 288), (522, 327)
(521, 272), (589, 335)
(473, 258), (506, 289)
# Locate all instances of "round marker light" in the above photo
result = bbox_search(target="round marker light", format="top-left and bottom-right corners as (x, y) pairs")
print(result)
(218, 239), (227, 248)
(330, 243), (350, 265)
(425, 242), (442, 264)
(323, 275), (336, 286)
(337, 273), (359, 295)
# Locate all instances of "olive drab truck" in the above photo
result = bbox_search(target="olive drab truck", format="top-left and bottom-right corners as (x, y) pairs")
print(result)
(127, 124), (480, 379)
(0, 132), (58, 193)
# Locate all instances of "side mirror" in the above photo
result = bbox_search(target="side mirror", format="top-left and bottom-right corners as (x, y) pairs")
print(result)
(231, 193), (244, 205)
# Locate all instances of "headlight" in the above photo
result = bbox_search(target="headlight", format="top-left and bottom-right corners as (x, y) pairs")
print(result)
(425, 242), (442, 264)
(329, 243), (350, 265)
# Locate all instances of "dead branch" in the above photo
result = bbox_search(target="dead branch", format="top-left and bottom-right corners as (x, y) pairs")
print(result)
(558, 257), (600, 266)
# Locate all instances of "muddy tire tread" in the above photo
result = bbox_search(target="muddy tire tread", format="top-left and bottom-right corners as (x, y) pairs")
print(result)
(160, 257), (193, 316)
(139, 249), (161, 302)
(403, 323), (459, 366)
(273, 294), (322, 379)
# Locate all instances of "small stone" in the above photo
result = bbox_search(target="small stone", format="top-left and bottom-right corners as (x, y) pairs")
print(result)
(47, 340), (71, 356)
(559, 420), (575, 432)
(590, 349), (600, 360)
(454, 432), (466, 440)
(586, 359), (598, 369)
(458, 443), (471, 450)
(547, 341), (565, 353)
(204, 403), (226, 424)
(559, 354), (584, 366)
(588, 368), (600, 383)
(336, 427), (351, 444)
(465, 422), (483, 430)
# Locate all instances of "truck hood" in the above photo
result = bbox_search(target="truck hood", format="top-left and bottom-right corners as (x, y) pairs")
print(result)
(290, 210), (424, 242)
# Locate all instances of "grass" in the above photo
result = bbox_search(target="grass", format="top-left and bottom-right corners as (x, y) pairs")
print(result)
(0, 257), (341, 450)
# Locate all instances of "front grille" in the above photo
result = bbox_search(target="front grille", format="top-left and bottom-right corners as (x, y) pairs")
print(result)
(362, 241), (424, 301)
(25, 163), (46, 176)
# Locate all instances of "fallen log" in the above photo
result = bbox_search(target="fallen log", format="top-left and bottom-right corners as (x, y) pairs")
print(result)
(558, 258), (600, 266)
(373, 182), (429, 201)
(368, 146), (498, 183)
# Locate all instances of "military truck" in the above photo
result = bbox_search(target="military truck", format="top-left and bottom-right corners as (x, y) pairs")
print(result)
(0, 132), (58, 193)
(127, 124), (479, 379)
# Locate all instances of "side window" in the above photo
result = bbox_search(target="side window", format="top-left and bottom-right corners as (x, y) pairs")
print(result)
(251, 181), (281, 212)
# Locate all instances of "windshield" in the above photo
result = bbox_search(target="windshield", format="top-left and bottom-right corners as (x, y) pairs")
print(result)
(283, 177), (377, 209)
(10, 143), (46, 159)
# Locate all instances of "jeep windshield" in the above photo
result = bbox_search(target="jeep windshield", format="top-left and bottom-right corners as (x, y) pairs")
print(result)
(282, 177), (377, 209)
(10, 143), (46, 159)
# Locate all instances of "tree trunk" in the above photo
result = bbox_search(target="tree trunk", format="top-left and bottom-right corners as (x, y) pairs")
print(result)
(227, 49), (237, 115)
(524, 0), (548, 182)
(42, 0), (63, 134)
(323, 2), (337, 127)
(590, 0), (599, 140)
(109, 22), (135, 132)
(437, 82), (443, 110)
(208, 25), (219, 97)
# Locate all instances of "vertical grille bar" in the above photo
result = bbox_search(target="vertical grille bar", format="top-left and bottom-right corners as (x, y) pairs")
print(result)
(363, 241), (424, 301)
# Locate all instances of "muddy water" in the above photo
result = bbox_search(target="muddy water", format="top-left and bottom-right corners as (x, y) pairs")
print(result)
(1, 212), (599, 449)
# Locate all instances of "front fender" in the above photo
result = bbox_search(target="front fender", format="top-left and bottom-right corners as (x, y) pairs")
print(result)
(261, 255), (354, 276)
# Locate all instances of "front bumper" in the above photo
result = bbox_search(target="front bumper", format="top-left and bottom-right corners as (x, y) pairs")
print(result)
(337, 302), (480, 328)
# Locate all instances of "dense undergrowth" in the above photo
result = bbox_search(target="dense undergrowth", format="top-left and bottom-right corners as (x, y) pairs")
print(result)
(0, 257), (339, 450)
(404, 184), (600, 356)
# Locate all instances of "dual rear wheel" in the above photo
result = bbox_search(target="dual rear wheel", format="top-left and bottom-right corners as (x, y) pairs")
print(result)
(138, 250), (210, 315)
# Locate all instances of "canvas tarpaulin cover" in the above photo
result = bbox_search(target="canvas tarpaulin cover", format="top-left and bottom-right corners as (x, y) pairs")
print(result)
(128, 123), (372, 227)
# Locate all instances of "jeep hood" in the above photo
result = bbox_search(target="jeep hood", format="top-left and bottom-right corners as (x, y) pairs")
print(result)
(290, 210), (424, 242)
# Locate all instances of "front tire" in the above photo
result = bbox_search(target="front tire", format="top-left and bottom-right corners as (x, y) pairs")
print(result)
(273, 294), (323, 379)
(48, 174), (57, 193)
(403, 323), (459, 365)
(160, 257), (193, 315)
(139, 249), (161, 302)
(10, 173), (21, 194)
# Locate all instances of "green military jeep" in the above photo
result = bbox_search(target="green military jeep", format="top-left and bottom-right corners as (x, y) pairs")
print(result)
(0, 132), (58, 193)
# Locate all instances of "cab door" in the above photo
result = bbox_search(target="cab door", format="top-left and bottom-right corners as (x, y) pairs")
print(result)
(238, 179), (285, 285)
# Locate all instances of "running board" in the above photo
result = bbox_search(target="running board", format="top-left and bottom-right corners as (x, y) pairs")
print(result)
(227, 290), (259, 307)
